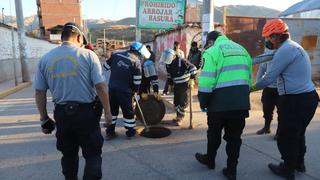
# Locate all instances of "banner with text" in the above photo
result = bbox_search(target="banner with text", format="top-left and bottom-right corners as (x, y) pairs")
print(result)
(138, 0), (186, 29)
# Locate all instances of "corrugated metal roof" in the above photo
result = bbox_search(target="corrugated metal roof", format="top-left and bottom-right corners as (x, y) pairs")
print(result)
(279, 0), (320, 17)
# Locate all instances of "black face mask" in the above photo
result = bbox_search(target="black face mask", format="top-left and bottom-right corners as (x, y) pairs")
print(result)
(265, 40), (274, 50)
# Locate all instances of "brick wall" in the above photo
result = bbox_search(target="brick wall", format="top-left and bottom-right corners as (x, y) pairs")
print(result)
(38, 0), (82, 30)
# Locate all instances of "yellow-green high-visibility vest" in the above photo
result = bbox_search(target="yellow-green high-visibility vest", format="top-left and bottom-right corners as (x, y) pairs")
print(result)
(199, 35), (252, 93)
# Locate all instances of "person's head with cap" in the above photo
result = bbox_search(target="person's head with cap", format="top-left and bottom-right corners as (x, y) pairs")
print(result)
(61, 22), (87, 47)
(204, 31), (223, 49)
(262, 19), (290, 49)
(173, 41), (180, 51)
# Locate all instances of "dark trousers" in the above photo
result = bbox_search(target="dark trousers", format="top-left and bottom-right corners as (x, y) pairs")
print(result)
(207, 111), (247, 165)
(261, 87), (279, 129)
(163, 80), (169, 94)
(108, 90), (135, 135)
(277, 90), (319, 169)
(173, 83), (189, 118)
(54, 103), (104, 180)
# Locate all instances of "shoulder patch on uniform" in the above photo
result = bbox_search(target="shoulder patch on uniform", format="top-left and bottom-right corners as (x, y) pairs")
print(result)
(219, 44), (247, 57)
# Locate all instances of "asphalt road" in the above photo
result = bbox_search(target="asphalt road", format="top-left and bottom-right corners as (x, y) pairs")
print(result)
(0, 87), (319, 180)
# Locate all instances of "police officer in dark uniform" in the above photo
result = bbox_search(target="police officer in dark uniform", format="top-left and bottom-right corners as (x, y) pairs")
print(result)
(34, 22), (112, 180)
(160, 48), (197, 126)
(105, 42), (151, 139)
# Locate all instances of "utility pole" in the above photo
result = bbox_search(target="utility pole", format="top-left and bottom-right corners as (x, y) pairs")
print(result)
(103, 29), (106, 54)
(135, 0), (141, 42)
(201, 0), (214, 47)
(2, 8), (4, 24)
(15, 0), (30, 82)
(10, 0), (18, 86)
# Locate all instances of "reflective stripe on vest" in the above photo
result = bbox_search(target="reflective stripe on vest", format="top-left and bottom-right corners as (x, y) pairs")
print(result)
(173, 73), (191, 84)
(217, 64), (249, 75)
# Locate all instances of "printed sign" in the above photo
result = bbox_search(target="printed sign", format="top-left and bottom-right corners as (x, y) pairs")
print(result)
(137, 0), (186, 29)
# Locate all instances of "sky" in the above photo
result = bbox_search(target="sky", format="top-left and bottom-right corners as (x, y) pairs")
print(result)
(0, 0), (303, 20)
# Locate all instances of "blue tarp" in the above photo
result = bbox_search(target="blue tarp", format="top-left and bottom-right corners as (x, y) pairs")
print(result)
(279, 0), (320, 17)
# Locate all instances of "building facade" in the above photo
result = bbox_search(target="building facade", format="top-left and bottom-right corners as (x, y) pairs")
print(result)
(36, 0), (82, 38)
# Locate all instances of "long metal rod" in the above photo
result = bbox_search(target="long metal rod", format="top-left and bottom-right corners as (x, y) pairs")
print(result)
(134, 95), (149, 132)
(189, 87), (193, 129)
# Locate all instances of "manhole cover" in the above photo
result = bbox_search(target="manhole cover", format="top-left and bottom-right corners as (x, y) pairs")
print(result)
(135, 95), (166, 125)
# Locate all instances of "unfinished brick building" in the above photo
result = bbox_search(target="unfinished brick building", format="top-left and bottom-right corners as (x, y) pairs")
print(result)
(36, 0), (83, 38)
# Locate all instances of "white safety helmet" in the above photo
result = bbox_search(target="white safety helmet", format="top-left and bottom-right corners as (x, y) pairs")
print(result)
(160, 49), (176, 64)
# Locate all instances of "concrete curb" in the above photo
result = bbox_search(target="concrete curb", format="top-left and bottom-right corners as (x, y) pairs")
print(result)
(0, 82), (32, 99)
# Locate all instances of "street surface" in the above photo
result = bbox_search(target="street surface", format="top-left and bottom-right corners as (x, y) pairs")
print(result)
(0, 87), (319, 180)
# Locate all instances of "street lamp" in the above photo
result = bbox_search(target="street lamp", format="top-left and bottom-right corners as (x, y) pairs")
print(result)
(2, 8), (4, 24)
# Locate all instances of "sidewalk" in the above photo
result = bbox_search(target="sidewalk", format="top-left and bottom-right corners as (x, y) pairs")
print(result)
(0, 76), (33, 99)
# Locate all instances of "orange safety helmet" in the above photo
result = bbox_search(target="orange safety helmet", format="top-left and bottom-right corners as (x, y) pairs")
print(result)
(262, 19), (289, 38)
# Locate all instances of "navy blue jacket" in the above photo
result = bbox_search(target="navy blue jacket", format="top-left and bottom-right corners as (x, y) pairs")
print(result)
(166, 57), (197, 85)
(106, 51), (142, 93)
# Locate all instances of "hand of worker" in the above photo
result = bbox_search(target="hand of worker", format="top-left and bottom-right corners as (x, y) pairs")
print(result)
(104, 111), (112, 127)
(141, 93), (148, 101)
(250, 84), (258, 92)
(188, 79), (195, 89)
(41, 116), (55, 134)
(153, 92), (162, 101)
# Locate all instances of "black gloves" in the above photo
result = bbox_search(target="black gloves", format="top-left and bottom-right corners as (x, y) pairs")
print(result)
(41, 117), (55, 134)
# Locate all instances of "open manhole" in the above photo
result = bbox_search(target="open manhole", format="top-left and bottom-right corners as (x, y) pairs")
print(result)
(139, 126), (171, 138)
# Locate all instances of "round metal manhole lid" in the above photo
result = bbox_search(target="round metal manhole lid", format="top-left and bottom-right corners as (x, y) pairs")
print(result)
(135, 95), (166, 125)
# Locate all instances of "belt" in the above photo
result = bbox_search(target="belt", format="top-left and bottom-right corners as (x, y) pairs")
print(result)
(55, 101), (100, 116)
(55, 101), (95, 107)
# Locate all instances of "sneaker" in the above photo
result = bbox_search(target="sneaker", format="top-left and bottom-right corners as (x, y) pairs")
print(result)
(105, 132), (118, 141)
(268, 163), (295, 180)
(195, 153), (215, 169)
(256, 127), (271, 135)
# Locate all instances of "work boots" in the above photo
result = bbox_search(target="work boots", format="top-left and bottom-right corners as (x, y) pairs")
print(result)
(195, 153), (215, 169)
(268, 163), (295, 180)
(105, 124), (118, 141)
(256, 127), (271, 135)
(222, 162), (237, 180)
(257, 118), (272, 135)
(172, 116), (184, 126)
(257, 127), (271, 135)
(126, 128), (136, 139)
